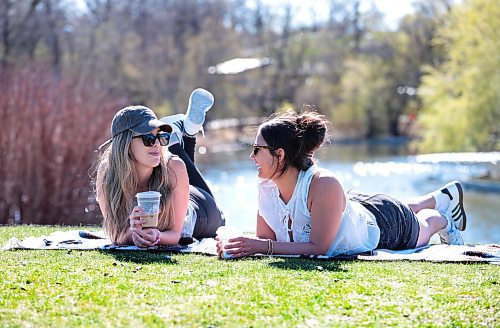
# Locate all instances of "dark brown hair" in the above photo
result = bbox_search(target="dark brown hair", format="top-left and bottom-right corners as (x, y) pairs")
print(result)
(259, 106), (329, 178)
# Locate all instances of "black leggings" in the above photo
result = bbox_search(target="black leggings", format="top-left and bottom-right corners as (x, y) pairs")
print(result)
(169, 136), (225, 239)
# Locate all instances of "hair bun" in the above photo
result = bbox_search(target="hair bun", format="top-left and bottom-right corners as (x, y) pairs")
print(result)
(296, 111), (327, 155)
(259, 107), (330, 175)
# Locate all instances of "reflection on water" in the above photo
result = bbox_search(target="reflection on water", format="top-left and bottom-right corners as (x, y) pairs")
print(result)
(197, 142), (499, 244)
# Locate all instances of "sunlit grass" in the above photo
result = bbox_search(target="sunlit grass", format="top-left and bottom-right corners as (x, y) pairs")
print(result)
(1, 226), (498, 327)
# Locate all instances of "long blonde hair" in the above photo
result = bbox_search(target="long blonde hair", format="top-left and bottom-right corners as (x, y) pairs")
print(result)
(97, 130), (175, 243)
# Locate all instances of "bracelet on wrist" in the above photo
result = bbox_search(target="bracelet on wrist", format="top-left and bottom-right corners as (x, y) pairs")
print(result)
(266, 239), (274, 256)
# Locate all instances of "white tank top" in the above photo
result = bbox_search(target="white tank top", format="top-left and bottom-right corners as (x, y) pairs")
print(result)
(181, 202), (197, 237)
(258, 165), (380, 256)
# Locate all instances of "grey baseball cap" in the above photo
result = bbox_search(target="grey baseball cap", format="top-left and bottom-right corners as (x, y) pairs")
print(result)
(98, 105), (172, 150)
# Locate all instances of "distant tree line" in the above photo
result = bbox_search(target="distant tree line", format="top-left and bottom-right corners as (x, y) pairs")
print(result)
(0, 0), (452, 135)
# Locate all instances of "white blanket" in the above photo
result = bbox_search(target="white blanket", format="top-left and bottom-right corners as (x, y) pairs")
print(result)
(3, 230), (499, 264)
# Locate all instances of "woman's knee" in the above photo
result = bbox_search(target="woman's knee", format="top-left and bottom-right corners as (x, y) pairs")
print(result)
(416, 209), (441, 223)
(415, 209), (446, 246)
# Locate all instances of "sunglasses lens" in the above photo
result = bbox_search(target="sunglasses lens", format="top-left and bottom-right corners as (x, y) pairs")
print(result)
(137, 133), (170, 147)
(252, 145), (272, 155)
(141, 134), (156, 147)
(158, 133), (170, 146)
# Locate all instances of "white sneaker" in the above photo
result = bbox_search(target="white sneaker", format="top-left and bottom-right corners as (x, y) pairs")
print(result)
(160, 113), (185, 146)
(440, 181), (467, 231)
(184, 88), (214, 136)
(438, 211), (464, 245)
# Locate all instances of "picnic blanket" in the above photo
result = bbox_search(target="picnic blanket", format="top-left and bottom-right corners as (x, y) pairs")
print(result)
(2, 230), (499, 264)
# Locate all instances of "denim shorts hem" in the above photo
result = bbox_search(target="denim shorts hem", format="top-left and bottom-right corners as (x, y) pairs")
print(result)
(347, 191), (420, 250)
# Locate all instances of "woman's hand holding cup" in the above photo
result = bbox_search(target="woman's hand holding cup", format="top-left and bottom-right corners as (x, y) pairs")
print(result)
(131, 227), (161, 247)
(129, 206), (147, 231)
(216, 226), (243, 259)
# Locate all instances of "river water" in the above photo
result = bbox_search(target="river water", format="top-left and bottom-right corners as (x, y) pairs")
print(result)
(196, 142), (499, 244)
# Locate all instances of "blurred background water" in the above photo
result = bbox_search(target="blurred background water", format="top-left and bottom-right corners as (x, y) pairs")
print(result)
(197, 142), (499, 244)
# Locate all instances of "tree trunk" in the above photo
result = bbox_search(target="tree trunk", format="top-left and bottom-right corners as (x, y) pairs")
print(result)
(44, 0), (61, 74)
(1, 0), (11, 67)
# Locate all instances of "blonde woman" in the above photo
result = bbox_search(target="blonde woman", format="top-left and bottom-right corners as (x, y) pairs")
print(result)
(218, 109), (467, 258)
(96, 89), (224, 246)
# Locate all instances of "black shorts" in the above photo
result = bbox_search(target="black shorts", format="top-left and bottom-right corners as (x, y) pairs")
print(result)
(347, 191), (420, 250)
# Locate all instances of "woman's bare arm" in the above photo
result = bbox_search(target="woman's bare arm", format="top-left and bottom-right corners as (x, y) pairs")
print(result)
(156, 156), (189, 245)
(225, 173), (346, 257)
(256, 213), (276, 240)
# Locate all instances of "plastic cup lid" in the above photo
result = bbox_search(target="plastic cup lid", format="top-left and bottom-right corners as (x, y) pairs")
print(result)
(216, 226), (242, 238)
(135, 191), (161, 199)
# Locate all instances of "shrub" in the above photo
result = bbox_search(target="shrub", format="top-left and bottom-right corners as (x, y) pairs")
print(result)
(0, 67), (127, 224)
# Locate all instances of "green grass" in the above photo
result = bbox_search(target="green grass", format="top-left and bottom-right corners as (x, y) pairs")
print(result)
(1, 226), (499, 327)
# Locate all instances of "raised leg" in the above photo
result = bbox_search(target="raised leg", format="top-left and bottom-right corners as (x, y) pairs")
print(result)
(407, 181), (467, 231)
(169, 142), (213, 197)
(415, 209), (447, 247)
(406, 194), (436, 214)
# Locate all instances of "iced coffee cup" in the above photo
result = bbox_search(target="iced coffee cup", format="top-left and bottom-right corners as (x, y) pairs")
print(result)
(135, 191), (161, 228)
(216, 226), (242, 259)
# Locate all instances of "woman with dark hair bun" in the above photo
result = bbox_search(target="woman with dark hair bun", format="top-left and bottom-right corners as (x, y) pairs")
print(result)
(217, 108), (468, 258)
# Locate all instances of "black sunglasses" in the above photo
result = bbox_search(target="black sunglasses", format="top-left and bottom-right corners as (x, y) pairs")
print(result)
(133, 132), (171, 147)
(252, 145), (273, 155)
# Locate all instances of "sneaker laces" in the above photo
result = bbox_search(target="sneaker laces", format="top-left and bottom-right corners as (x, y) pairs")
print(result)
(439, 210), (464, 245)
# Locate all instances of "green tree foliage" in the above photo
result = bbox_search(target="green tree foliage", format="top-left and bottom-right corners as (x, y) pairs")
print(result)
(418, 0), (500, 152)
(293, 1), (444, 139)
(335, 57), (387, 138)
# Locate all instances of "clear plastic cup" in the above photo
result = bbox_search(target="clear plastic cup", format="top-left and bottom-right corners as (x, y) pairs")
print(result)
(135, 191), (161, 228)
(216, 226), (242, 259)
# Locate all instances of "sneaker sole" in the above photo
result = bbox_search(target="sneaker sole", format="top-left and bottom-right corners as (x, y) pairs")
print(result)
(439, 234), (464, 245)
(438, 228), (464, 245)
(187, 89), (214, 125)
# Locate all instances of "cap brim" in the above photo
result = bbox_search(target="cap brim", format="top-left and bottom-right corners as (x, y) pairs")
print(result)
(130, 119), (172, 134)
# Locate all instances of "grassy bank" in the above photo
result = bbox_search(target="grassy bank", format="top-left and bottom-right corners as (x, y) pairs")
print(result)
(1, 226), (498, 327)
